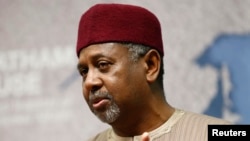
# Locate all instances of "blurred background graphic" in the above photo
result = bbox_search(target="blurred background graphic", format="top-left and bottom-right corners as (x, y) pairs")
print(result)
(0, 0), (250, 141)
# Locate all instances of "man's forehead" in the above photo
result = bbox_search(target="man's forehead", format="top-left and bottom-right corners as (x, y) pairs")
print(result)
(78, 43), (128, 59)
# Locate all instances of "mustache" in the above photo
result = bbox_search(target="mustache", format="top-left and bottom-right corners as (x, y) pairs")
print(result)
(89, 91), (112, 104)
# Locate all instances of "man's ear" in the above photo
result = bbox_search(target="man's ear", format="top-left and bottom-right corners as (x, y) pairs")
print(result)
(143, 49), (161, 83)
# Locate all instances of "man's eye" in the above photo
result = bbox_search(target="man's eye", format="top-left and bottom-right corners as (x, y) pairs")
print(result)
(79, 68), (88, 76)
(98, 61), (110, 70)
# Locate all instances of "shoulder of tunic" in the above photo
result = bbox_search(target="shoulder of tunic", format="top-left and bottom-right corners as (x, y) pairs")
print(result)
(85, 128), (111, 141)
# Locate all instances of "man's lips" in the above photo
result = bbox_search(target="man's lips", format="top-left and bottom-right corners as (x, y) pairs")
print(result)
(91, 98), (110, 110)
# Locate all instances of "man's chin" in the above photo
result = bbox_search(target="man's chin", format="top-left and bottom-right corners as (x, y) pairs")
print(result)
(91, 102), (120, 123)
(94, 110), (120, 124)
(94, 113), (115, 123)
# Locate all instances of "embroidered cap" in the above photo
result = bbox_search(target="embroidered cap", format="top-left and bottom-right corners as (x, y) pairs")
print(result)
(76, 3), (164, 57)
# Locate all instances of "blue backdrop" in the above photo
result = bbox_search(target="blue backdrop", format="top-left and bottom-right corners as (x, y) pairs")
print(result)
(196, 33), (250, 124)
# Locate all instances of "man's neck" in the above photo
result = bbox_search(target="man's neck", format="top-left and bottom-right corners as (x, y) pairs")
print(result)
(111, 103), (175, 137)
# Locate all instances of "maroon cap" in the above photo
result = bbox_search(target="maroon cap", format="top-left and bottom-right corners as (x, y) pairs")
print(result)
(76, 3), (164, 57)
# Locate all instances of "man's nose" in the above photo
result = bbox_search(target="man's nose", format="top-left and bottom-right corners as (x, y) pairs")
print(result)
(84, 70), (102, 92)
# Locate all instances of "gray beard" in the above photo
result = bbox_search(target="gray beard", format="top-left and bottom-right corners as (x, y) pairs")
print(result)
(95, 102), (120, 123)
(89, 91), (120, 123)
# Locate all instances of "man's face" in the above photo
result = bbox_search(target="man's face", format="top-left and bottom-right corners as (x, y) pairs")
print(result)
(77, 43), (146, 123)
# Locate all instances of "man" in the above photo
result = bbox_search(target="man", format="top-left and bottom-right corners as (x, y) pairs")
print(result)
(75, 3), (231, 141)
